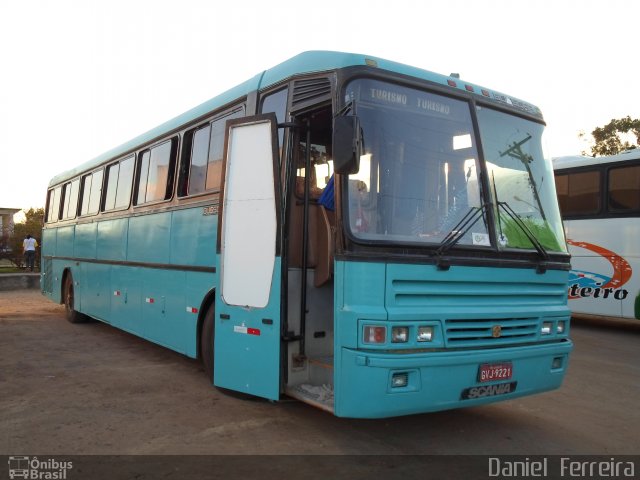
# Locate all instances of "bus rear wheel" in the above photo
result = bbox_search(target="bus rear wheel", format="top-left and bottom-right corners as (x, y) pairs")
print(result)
(63, 273), (86, 324)
(201, 302), (215, 382)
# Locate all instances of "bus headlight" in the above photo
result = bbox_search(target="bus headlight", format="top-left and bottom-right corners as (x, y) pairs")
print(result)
(391, 327), (409, 343)
(363, 326), (386, 344)
(391, 372), (409, 388)
(417, 326), (434, 342)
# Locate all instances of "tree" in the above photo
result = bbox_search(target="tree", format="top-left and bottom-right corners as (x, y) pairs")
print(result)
(7, 208), (45, 269)
(582, 116), (640, 157)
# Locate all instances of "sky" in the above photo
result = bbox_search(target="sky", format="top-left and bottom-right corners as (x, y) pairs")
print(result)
(1, 0), (639, 217)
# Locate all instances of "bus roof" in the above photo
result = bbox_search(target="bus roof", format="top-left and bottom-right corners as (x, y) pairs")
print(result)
(49, 50), (543, 188)
(553, 149), (640, 170)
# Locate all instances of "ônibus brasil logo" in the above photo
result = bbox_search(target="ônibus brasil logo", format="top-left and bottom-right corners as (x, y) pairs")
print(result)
(567, 240), (632, 301)
(7, 456), (73, 479)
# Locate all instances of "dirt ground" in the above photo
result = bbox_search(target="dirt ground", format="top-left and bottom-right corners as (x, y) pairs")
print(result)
(1, 289), (639, 462)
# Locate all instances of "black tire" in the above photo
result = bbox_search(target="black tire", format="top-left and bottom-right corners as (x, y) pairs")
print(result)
(63, 273), (86, 324)
(201, 302), (215, 382)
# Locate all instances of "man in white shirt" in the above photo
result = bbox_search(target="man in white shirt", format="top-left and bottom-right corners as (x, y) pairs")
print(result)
(23, 234), (38, 271)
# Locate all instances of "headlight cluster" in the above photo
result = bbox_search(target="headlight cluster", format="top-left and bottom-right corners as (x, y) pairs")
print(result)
(363, 325), (435, 345)
(541, 319), (568, 336)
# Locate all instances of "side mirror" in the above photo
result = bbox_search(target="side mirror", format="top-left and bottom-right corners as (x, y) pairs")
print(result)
(333, 116), (361, 175)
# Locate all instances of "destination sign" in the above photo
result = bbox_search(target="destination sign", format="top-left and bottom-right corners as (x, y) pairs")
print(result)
(367, 87), (452, 116)
(353, 79), (467, 121)
(350, 78), (542, 120)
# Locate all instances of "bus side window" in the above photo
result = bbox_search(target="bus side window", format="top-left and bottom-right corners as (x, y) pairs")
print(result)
(608, 164), (640, 212)
(178, 108), (244, 197)
(46, 186), (62, 223)
(188, 125), (211, 196)
(80, 174), (92, 216)
(555, 170), (601, 217)
(136, 138), (177, 205)
(103, 155), (135, 211)
(554, 173), (569, 213)
(260, 88), (288, 163)
(45, 188), (54, 223)
(61, 179), (80, 220)
(205, 115), (231, 191)
(79, 169), (103, 216)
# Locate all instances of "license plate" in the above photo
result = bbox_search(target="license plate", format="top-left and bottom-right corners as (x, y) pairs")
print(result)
(478, 362), (512, 383)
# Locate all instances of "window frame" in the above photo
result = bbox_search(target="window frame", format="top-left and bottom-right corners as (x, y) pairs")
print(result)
(554, 168), (603, 219)
(134, 136), (179, 207)
(188, 124), (212, 196)
(45, 186), (62, 224)
(555, 159), (640, 220)
(102, 154), (136, 212)
(79, 168), (105, 218)
(607, 163), (640, 214)
(178, 106), (245, 199)
(60, 178), (80, 221)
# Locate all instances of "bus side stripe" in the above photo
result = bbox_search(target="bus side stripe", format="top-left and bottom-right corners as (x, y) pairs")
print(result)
(43, 255), (215, 273)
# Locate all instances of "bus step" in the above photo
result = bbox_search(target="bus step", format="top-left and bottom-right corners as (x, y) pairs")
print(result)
(285, 383), (334, 413)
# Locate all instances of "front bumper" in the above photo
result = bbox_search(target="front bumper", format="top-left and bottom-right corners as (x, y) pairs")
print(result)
(334, 339), (573, 418)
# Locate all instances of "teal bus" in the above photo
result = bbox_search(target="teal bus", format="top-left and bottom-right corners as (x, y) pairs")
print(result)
(42, 51), (572, 418)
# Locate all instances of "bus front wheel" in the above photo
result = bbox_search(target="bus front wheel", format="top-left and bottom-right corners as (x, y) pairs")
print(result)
(201, 303), (215, 382)
(63, 274), (86, 324)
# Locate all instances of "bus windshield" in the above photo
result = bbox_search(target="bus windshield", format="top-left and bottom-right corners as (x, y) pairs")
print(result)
(345, 78), (566, 253)
(345, 79), (489, 247)
(477, 106), (566, 252)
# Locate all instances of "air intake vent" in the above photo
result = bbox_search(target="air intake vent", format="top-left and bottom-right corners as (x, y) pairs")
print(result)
(291, 77), (332, 110)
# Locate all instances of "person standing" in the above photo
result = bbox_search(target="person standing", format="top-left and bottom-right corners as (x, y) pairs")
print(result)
(23, 234), (38, 271)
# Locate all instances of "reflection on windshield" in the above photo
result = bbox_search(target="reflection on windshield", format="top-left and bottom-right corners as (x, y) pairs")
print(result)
(477, 106), (566, 252)
(345, 79), (489, 247)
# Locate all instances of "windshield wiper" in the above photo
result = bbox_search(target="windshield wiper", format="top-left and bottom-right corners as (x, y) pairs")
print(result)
(490, 170), (549, 273)
(434, 205), (487, 268)
(497, 201), (549, 273)
(499, 134), (547, 221)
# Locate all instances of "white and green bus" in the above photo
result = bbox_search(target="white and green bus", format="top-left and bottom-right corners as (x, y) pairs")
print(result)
(554, 150), (640, 321)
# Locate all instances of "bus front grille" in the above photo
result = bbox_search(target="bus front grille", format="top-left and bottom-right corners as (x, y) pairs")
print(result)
(386, 266), (569, 347)
(443, 317), (539, 347)
(391, 278), (566, 308)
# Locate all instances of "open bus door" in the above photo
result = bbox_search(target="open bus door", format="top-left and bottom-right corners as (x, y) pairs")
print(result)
(214, 113), (283, 400)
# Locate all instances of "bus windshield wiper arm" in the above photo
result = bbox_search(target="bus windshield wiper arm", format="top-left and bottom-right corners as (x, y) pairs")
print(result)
(491, 170), (549, 272)
(499, 135), (547, 221)
(497, 201), (550, 270)
(435, 205), (486, 258)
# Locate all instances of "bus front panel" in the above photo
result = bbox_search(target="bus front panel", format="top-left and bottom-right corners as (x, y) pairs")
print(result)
(333, 260), (572, 418)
